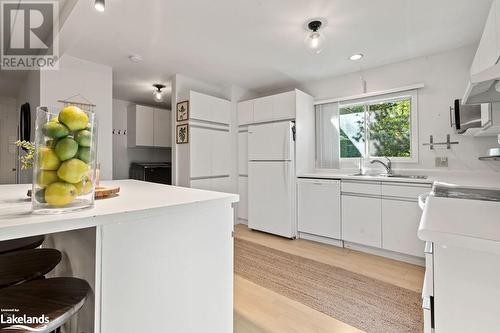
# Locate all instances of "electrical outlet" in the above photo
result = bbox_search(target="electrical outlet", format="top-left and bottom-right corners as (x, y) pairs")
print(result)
(435, 156), (448, 167)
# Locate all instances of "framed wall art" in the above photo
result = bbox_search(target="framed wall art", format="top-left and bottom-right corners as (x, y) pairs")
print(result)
(176, 124), (189, 144)
(176, 100), (189, 122)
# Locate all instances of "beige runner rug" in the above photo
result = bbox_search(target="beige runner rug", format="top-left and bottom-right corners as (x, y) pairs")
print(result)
(234, 238), (423, 333)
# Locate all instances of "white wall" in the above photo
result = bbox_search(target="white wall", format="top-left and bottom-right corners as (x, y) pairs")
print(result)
(0, 97), (18, 184)
(112, 99), (171, 180)
(299, 45), (500, 173)
(40, 54), (113, 179)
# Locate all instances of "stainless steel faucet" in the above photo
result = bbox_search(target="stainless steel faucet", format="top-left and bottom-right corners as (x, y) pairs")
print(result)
(370, 157), (393, 175)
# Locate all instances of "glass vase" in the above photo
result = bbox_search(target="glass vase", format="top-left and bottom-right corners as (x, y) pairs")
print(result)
(32, 106), (98, 214)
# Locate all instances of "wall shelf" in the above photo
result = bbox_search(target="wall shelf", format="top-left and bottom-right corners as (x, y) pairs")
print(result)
(479, 156), (500, 161)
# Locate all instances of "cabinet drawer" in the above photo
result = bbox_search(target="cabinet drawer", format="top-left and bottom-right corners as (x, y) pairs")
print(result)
(381, 183), (431, 200)
(342, 181), (381, 196)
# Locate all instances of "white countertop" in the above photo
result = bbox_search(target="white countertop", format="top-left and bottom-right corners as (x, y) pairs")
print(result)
(298, 169), (500, 188)
(418, 195), (500, 254)
(0, 180), (239, 241)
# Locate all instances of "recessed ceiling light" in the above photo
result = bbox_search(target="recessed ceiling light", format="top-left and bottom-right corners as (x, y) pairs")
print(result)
(349, 53), (364, 61)
(94, 0), (105, 12)
(129, 54), (143, 63)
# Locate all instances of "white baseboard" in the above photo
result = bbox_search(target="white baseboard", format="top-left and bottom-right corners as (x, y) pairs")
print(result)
(236, 218), (248, 225)
(344, 241), (425, 266)
(298, 232), (343, 248)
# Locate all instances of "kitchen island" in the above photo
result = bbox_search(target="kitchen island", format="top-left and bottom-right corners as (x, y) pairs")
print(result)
(0, 180), (238, 333)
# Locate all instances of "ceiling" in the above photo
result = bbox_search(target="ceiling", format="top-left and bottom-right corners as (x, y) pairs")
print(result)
(2, 0), (493, 105)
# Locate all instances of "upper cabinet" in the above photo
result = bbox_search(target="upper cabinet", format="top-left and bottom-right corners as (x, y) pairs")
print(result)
(238, 90), (297, 125)
(471, 0), (500, 76)
(128, 105), (171, 148)
(190, 91), (231, 124)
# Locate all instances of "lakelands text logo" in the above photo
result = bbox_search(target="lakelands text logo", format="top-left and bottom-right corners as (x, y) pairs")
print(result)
(1, 309), (49, 332)
(1, 1), (59, 70)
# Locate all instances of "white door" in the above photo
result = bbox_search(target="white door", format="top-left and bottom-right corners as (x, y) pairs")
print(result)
(248, 161), (294, 238)
(342, 194), (382, 248)
(297, 179), (341, 239)
(212, 130), (230, 176)
(238, 131), (248, 175)
(382, 199), (424, 257)
(153, 109), (171, 147)
(248, 121), (292, 161)
(238, 176), (248, 220)
(135, 106), (154, 146)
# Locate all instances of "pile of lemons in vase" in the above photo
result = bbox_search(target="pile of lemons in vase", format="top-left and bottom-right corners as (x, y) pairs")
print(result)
(36, 106), (94, 207)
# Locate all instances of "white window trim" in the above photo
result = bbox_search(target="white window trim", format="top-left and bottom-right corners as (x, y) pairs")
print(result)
(336, 89), (419, 164)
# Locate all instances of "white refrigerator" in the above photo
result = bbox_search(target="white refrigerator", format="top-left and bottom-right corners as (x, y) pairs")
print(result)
(248, 121), (296, 238)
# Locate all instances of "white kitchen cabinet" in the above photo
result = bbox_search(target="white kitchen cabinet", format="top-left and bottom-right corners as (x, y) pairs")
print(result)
(189, 127), (212, 178)
(128, 105), (171, 147)
(253, 96), (274, 123)
(297, 179), (341, 240)
(272, 91), (296, 120)
(470, 0), (500, 76)
(237, 100), (254, 125)
(212, 129), (230, 176)
(238, 176), (248, 220)
(382, 199), (424, 257)
(190, 91), (230, 124)
(342, 194), (382, 248)
(238, 131), (248, 175)
(153, 109), (171, 147)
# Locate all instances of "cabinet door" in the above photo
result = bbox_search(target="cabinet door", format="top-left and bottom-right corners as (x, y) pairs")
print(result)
(253, 96), (273, 123)
(190, 91), (211, 121)
(273, 91), (296, 120)
(190, 127), (212, 178)
(212, 130), (230, 176)
(342, 195), (381, 248)
(480, 1), (498, 72)
(382, 199), (424, 257)
(153, 109), (171, 147)
(238, 176), (248, 220)
(135, 105), (154, 146)
(297, 179), (341, 239)
(238, 100), (254, 125)
(211, 98), (231, 124)
(238, 131), (248, 175)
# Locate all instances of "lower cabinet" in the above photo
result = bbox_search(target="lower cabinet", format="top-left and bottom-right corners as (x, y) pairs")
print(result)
(341, 194), (382, 248)
(382, 198), (424, 257)
(238, 176), (248, 220)
(297, 179), (341, 239)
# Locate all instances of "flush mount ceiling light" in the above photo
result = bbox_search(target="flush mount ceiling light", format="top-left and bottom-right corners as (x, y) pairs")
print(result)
(153, 84), (166, 102)
(128, 54), (142, 63)
(304, 20), (326, 54)
(94, 0), (105, 12)
(349, 53), (364, 61)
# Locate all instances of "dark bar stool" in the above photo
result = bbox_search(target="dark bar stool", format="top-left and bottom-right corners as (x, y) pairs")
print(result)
(0, 249), (62, 289)
(0, 277), (90, 332)
(0, 235), (44, 254)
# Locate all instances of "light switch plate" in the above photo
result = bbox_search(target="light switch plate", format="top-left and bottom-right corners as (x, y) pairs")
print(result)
(435, 156), (448, 167)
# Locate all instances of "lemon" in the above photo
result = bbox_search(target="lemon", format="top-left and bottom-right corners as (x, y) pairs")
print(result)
(38, 147), (61, 170)
(45, 182), (77, 206)
(36, 170), (59, 188)
(77, 147), (91, 163)
(55, 137), (78, 161)
(42, 121), (69, 139)
(57, 158), (88, 184)
(34, 189), (46, 203)
(75, 130), (92, 147)
(74, 176), (93, 195)
(58, 106), (89, 131)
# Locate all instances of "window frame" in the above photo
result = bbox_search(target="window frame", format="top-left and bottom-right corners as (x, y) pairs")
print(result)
(337, 89), (419, 163)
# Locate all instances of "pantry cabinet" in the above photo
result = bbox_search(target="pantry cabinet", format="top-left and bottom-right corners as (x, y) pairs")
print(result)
(127, 104), (171, 148)
(190, 91), (230, 124)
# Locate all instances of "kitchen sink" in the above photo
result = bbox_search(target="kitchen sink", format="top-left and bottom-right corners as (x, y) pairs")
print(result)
(350, 173), (428, 179)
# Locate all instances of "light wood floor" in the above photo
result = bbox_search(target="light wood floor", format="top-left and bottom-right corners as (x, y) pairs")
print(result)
(234, 224), (425, 333)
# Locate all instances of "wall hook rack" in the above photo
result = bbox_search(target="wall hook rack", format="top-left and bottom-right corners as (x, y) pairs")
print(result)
(422, 134), (459, 150)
